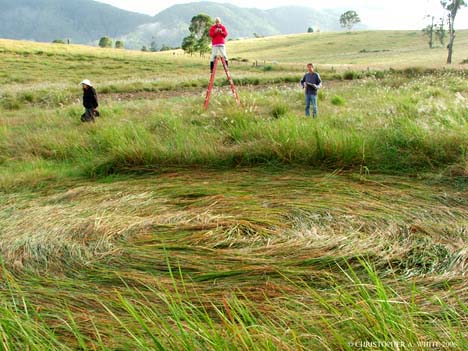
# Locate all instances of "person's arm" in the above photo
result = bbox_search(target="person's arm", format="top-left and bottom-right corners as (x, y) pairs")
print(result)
(92, 88), (99, 108)
(300, 75), (306, 88)
(209, 25), (216, 38)
(315, 73), (322, 89)
(222, 25), (228, 38)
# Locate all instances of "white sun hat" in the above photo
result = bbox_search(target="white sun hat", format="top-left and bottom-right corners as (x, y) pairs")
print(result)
(80, 79), (92, 87)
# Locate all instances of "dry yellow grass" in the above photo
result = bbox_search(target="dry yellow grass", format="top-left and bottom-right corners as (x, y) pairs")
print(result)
(229, 30), (468, 68)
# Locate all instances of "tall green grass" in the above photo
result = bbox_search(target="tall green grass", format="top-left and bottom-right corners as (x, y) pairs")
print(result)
(1, 259), (466, 350)
(2, 70), (466, 186)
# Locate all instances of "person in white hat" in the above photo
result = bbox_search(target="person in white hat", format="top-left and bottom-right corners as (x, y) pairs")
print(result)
(80, 79), (99, 122)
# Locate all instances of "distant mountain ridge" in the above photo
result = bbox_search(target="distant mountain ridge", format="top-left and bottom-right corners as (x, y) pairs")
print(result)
(0, 0), (355, 49)
(125, 2), (345, 50)
(0, 0), (151, 44)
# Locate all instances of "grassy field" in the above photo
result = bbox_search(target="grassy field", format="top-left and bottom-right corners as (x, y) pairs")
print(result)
(0, 30), (467, 350)
(230, 30), (468, 67)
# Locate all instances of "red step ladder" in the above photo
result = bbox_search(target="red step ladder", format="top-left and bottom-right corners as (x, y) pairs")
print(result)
(204, 56), (241, 110)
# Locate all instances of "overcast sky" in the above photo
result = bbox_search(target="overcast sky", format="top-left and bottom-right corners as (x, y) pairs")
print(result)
(95, 0), (468, 29)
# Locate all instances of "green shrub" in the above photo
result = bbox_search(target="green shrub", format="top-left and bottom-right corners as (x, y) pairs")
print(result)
(1, 95), (22, 110)
(233, 77), (260, 85)
(365, 70), (386, 79)
(271, 104), (289, 118)
(331, 95), (346, 106)
(115, 40), (125, 49)
(401, 67), (437, 77)
(284, 76), (301, 83)
(318, 90), (325, 101)
(19, 92), (36, 103)
(343, 70), (360, 80)
(99, 36), (113, 48)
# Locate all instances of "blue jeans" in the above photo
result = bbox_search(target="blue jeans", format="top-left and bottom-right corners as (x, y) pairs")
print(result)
(305, 93), (318, 118)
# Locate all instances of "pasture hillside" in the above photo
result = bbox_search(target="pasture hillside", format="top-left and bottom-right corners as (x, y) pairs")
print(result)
(1, 30), (468, 93)
(229, 30), (468, 67)
(0, 31), (467, 350)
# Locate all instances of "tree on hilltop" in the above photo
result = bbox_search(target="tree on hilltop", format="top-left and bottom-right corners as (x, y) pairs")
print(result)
(115, 40), (124, 49)
(98, 36), (113, 48)
(423, 14), (447, 49)
(181, 35), (196, 56)
(435, 17), (447, 46)
(150, 41), (159, 52)
(422, 15), (435, 48)
(160, 44), (173, 52)
(440, 0), (466, 63)
(340, 10), (361, 31)
(181, 14), (213, 57)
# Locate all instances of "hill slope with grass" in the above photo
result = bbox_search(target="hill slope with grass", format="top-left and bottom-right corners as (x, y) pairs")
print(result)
(0, 0), (151, 44)
(0, 33), (467, 350)
(228, 29), (468, 67)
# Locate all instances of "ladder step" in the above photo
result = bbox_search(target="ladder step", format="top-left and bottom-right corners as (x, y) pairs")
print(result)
(204, 56), (241, 110)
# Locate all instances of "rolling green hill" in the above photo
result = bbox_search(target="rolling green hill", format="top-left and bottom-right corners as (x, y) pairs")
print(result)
(0, 0), (151, 43)
(228, 29), (468, 67)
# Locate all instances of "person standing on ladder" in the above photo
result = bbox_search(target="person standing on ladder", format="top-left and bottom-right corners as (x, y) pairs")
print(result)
(204, 17), (239, 109)
(209, 17), (228, 73)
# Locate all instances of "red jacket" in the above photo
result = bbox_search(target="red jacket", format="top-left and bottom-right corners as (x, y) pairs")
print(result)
(209, 23), (228, 45)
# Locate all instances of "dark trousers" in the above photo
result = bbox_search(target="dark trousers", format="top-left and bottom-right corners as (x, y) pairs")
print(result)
(81, 108), (98, 122)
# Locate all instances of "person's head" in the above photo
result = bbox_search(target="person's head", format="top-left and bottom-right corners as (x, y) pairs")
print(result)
(307, 63), (314, 73)
(80, 79), (92, 90)
(215, 17), (221, 25)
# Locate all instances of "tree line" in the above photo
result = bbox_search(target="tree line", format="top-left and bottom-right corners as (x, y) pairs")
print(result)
(97, 37), (176, 52)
